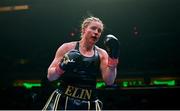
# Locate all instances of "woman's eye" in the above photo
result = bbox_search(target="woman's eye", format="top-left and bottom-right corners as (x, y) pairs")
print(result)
(91, 26), (96, 30)
(98, 29), (102, 33)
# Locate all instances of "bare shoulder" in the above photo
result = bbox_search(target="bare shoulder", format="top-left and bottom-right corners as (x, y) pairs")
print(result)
(56, 41), (77, 56)
(58, 41), (77, 51)
(61, 41), (77, 49)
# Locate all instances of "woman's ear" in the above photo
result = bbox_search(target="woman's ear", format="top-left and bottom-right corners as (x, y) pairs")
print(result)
(81, 28), (85, 35)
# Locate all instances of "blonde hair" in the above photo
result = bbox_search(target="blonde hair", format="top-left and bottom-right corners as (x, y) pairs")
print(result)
(81, 16), (104, 36)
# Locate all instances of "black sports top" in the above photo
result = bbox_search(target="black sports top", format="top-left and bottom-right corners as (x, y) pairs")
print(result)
(60, 42), (101, 89)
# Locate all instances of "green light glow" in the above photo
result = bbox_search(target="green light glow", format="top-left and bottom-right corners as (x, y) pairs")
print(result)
(122, 80), (144, 87)
(122, 81), (128, 87)
(23, 83), (41, 89)
(96, 82), (105, 88)
(57, 82), (61, 86)
(153, 80), (176, 86)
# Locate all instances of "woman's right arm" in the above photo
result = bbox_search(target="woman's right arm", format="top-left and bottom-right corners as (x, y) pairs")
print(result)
(47, 42), (74, 81)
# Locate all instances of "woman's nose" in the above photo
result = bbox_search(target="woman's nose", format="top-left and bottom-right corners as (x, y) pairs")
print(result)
(94, 29), (99, 34)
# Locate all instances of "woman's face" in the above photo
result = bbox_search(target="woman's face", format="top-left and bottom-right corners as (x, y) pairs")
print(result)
(82, 21), (103, 44)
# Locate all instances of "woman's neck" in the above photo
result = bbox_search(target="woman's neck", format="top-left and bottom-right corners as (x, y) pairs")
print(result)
(79, 39), (94, 51)
(79, 39), (94, 57)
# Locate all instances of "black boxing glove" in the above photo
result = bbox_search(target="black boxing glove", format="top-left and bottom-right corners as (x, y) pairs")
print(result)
(59, 50), (81, 71)
(104, 34), (120, 59)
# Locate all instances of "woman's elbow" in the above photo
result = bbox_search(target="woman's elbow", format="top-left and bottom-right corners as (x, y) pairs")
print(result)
(47, 72), (59, 81)
(106, 81), (114, 86)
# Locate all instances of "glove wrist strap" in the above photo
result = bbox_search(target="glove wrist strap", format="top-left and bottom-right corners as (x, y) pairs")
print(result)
(108, 57), (119, 68)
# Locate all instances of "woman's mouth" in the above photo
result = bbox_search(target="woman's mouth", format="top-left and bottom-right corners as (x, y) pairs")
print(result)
(91, 36), (98, 41)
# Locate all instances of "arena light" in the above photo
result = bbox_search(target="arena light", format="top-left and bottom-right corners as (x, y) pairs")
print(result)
(121, 80), (144, 87)
(96, 81), (105, 88)
(13, 80), (41, 89)
(122, 81), (128, 87)
(23, 83), (41, 89)
(153, 80), (176, 86)
(0, 5), (30, 12)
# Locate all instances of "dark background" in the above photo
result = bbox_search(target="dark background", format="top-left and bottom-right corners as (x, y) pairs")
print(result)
(0, 0), (179, 109)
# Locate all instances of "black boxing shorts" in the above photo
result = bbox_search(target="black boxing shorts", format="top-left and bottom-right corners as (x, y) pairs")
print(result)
(42, 86), (103, 110)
